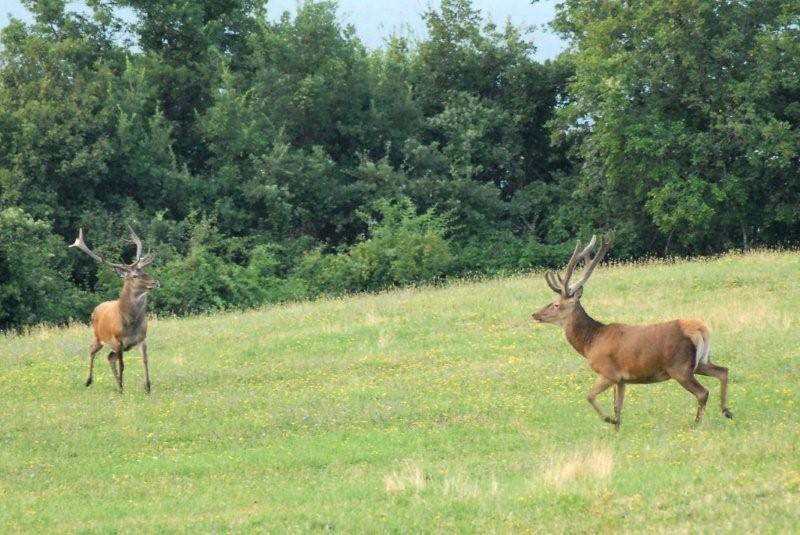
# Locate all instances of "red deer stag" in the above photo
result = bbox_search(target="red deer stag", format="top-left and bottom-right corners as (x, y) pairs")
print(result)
(70, 227), (159, 393)
(532, 234), (732, 428)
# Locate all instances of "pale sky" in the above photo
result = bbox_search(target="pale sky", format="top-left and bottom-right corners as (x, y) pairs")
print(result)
(1, 0), (565, 60)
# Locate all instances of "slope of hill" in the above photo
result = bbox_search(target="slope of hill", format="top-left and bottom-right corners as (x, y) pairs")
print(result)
(1, 251), (798, 532)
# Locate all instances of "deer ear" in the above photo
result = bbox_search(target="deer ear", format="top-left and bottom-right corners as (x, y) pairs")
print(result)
(572, 286), (584, 299)
(114, 266), (128, 278)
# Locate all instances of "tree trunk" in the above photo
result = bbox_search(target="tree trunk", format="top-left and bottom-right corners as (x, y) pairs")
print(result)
(664, 229), (674, 257)
(741, 222), (749, 252)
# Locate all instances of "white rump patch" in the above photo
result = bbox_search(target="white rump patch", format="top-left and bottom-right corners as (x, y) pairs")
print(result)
(694, 336), (710, 371)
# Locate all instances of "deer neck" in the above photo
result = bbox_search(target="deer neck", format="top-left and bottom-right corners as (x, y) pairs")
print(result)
(564, 302), (604, 357)
(118, 282), (148, 332)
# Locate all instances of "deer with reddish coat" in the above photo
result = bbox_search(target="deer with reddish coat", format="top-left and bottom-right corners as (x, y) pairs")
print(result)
(532, 233), (733, 428)
(70, 227), (159, 393)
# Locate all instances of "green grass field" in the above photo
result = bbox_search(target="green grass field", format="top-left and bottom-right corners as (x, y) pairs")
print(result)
(1, 251), (799, 533)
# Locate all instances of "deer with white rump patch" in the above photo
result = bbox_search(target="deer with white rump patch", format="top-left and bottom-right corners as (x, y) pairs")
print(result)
(532, 233), (732, 428)
(70, 227), (159, 393)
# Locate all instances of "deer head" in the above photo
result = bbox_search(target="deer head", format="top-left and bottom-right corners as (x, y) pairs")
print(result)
(532, 233), (612, 325)
(70, 226), (159, 294)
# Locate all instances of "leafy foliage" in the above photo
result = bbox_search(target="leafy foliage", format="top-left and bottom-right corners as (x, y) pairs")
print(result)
(553, 0), (800, 255)
(0, 0), (797, 328)
(296, 197), (453, 296)
(0, 208), (87, 329)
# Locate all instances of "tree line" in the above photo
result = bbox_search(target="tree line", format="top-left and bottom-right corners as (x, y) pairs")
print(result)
(1, 0), (798, 330)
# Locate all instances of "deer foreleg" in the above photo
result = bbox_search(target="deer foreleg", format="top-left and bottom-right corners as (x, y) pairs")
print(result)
(107, 352), (123, 392)
(587, 375), (617, 426)
(118, 352), (125, 390)
(613, 382), (626, 431)
(139, 342), (151, 394)
(85, 339), (102, 387)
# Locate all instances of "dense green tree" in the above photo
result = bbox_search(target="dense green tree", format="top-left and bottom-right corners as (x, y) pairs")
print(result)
(553, 0), (800, 255)
(406, 0), (573, 242)
(0, 1), (197, 235)
(0, 208), (87, 329)
(0, 2), (124, 234)
(367, 37), (424, 165)
(244, 1), (374, 160)
(2, 0), (795, 329)
(121, 0), (261, 170)
(198, 2), (380, 243)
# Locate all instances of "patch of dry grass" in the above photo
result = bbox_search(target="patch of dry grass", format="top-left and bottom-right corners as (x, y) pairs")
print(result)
(384, 461), (427, 493)
(441, 472), (489, 500)
(544, 446), (615, 488)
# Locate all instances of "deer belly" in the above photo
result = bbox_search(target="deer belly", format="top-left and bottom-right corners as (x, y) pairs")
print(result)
(602, 356), (671, 384)
(622, 371), (671, 384)
(616, 362), (672, 382)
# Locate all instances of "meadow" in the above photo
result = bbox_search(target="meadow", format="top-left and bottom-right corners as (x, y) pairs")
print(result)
(1, 251), (798, 533)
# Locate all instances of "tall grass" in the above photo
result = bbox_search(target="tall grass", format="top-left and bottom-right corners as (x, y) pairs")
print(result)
(1, 251), (798, 532)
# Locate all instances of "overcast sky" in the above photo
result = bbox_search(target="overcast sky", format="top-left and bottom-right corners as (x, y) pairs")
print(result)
(1, 0), (566, 60)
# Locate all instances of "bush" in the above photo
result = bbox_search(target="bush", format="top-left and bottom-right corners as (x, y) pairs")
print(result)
(453, 231), (578, 275)
(453, 230), (529, 274)
(0, 208), (87, 330)
(245, 245), (308, 304)
(295, 197), (453, 296)
(149, 247), (260, 316)
(291, 249), (359, 297)
(148, 243), (310, 316)
(352, 198), (453, 289)
(516, 239), (581, 270)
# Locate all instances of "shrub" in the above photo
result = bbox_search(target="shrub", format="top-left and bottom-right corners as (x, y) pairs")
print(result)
(291, 248), (359, 297)
(453, 231), (578, 275)
(352, 198), (453, 289)
(149, 247), (260, 316)
(295, 197), (453, 296)
(0, 208), (87, 330)
(245, 245), (308, 304)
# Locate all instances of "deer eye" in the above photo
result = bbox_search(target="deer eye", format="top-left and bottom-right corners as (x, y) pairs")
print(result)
(554, 303), (560, 309)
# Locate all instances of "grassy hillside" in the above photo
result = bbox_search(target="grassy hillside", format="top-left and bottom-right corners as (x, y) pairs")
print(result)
(1, 251), (798, 533)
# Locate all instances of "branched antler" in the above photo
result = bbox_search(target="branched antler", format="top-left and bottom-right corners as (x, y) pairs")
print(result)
(69, 229), (126, 270)
(544, 232), (613, 297)
(127, 225), (143, 263)
(567, 233), (613, 295)
(70, 227), (155, 270)
(127, 226), (154, 269)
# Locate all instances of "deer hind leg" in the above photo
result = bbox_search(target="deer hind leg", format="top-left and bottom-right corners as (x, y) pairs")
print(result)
(672, 373), (709, 424)
(613, 382), (626, 431)
(85, 338), (102, 387)
(695, 363), (732, 419)
(587, 375), (618, 426)
(107, 351), (123, 392)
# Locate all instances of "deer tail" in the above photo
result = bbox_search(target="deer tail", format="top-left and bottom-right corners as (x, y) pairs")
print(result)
(681, 320), (711, 372)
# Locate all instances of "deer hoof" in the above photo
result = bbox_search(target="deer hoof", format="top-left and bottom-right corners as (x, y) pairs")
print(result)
(604, 416), (619, 426)
(722, 408), (733, 419)
(144, 382), (151, 394)
(85, 377), (92, 387)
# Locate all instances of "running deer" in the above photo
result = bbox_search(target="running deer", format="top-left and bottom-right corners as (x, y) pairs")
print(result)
(532, 234), (732, 428)
(70, 227), (159, 393)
